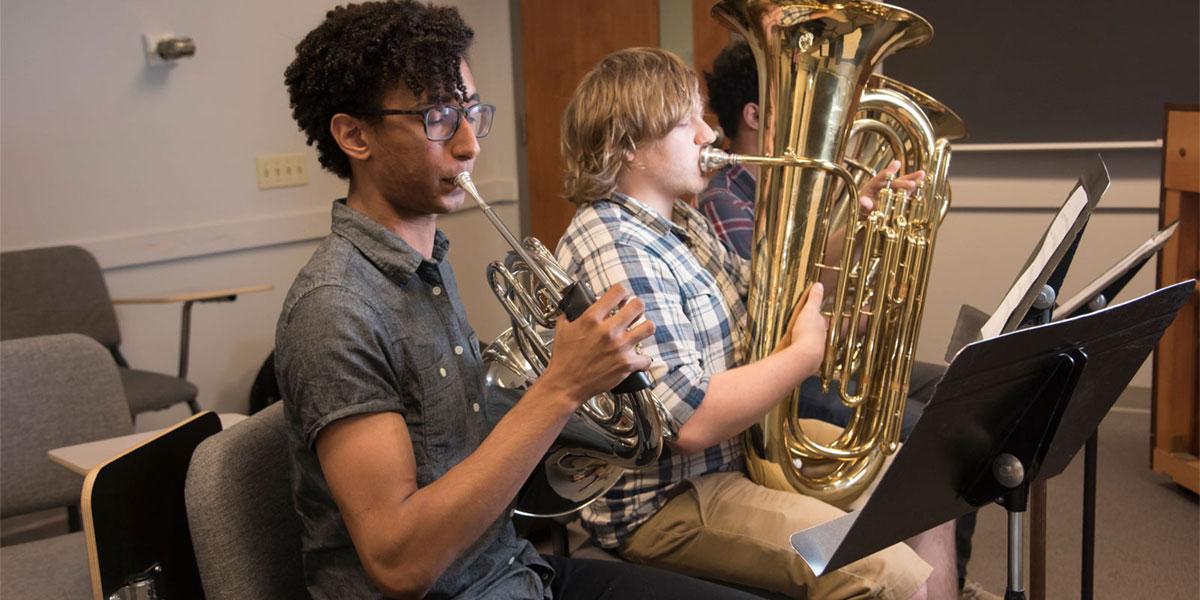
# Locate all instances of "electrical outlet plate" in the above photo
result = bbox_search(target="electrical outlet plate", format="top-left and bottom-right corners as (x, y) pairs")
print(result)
(143, 33), (175, 67)
(256, 153), (308, 190)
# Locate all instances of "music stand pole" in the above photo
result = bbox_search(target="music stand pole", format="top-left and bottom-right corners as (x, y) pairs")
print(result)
(1059, 255), (1160, 600)
(1082, 434), (1097, 599)
(992, 456), (1030, 600)
(1009, 284), (1058, 600)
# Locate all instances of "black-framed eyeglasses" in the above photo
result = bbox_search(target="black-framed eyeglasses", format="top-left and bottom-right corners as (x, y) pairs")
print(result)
(361, 103), (495, 141)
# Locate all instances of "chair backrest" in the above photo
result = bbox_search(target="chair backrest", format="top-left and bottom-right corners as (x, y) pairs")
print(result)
(185, 402), (308, 600)
(0, 333), (133, 517)
(0, 245), (122, 348)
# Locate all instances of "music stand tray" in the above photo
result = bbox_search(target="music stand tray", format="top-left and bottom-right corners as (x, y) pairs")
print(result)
(790, 280), (1194, 577)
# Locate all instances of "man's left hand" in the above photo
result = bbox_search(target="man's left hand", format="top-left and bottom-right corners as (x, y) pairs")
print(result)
(858, 159), (925, 215)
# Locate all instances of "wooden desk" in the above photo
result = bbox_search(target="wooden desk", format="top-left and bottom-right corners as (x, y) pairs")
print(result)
(79, 411), (225, 599)
(1152, 104), (1200, 493)
(49, 413), (247, 476)
(111, 284), (272, 305)
(111, 283), (272, 385)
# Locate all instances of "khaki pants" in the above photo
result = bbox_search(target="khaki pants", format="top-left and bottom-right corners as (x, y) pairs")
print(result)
(619, 431), (931, 600)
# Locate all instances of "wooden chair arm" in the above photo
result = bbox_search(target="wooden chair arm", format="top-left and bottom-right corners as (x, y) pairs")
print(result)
(110, 284), (273, 387)
(112, 284), (272, 305)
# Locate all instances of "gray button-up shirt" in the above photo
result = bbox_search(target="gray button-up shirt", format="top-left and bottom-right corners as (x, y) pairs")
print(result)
(276, 200), (550, 599)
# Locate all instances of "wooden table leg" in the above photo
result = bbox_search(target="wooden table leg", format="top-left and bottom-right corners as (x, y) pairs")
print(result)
(1030, 479), (1047, 600)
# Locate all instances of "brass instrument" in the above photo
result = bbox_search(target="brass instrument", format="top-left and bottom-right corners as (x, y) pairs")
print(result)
(455, 172), (676, 517)
(704, 0), (962, 503)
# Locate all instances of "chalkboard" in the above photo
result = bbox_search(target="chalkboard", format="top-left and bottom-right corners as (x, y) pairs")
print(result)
(881, 1), (1199, 144)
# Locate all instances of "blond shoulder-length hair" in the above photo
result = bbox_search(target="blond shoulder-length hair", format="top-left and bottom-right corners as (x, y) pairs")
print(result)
(561, 47), (699, 205)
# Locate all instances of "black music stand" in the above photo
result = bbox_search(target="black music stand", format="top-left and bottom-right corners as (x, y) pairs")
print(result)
(934, 155), (1105, 598)
(788, 280), (1194, 600)
(1048, 219), (1178, 599)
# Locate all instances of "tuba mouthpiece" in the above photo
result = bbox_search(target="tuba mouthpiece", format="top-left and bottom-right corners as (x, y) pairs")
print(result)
(699, 146), (733, 173)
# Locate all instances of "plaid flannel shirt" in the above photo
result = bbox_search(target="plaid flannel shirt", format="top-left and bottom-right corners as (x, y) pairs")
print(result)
(555, 193), (751, 549)
(697, 164), (756, 259)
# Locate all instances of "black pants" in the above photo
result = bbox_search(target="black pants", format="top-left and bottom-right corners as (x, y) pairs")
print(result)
(542, 555), (767, 600)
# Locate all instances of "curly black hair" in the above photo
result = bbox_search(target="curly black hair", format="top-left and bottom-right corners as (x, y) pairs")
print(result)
(704, 41), (757, 140)
(285, 1), (474, 179)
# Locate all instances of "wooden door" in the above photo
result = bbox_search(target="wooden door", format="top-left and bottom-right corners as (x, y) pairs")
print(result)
(519, 0), (659, 250)
(692, 0), (731, 101)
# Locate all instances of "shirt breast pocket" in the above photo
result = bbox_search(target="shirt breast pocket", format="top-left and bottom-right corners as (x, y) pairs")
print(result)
(678, 275), (721, 325)
(677, 274), (728, 369)
(400, 339), (459, 460)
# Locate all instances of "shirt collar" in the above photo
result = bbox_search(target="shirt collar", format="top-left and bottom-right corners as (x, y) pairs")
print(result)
(727, 164), (757, 204)
(607, 192), (712, 246)
(329, 199), (449, 285)
(608, 192), (686, 236)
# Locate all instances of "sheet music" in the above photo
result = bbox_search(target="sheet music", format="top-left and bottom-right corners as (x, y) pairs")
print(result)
(1052, 221), (1179, 319)
(979, 184), (1090, 339)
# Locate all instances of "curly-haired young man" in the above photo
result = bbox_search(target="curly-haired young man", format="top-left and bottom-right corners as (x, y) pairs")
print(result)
(555, 46), (958, 599)
(276, 3), (762, 599)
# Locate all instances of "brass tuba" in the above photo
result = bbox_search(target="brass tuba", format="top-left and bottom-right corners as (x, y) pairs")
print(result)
(701, 0), (962, 503)
(455, 173), (676, 517)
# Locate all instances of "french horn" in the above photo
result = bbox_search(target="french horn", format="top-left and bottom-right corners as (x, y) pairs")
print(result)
(455, 172), (676, 516)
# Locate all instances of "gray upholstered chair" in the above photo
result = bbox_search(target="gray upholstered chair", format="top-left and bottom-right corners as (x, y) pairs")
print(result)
(0, 245), (200, 416)
(185, 402), (308, 600)
(0, 333), (134, 599)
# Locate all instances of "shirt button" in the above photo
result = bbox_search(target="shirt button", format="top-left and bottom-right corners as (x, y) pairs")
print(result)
(454, 345), (464, 355)
(472, 403), (480, 413)
(431, 286), (443, 296)
(507, 556), (515, 566)
(438, 367), (447, 377)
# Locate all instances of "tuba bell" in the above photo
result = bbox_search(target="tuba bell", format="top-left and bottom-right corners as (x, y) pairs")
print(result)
(701, 0), (963, 503)
(455, 172), (677, 517)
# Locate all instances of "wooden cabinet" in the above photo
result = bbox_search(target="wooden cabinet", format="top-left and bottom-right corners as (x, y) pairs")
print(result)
(1152, 104), (1200, 493)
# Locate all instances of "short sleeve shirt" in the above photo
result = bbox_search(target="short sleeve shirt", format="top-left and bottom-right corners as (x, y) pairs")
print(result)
(276, 200), (550, 599)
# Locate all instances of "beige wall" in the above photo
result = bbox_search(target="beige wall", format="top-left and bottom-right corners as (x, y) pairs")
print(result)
(1, 0), (1161, 435)
(1, 0), (522, 429)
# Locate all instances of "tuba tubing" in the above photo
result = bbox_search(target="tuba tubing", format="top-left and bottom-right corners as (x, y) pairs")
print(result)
(706, 0), (958, 503)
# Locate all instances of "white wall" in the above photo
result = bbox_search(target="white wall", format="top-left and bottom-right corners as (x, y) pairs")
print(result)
(1, 0), (522, 429)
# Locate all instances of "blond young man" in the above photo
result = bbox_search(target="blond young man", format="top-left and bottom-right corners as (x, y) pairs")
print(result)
(554, 47), (957, 599)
